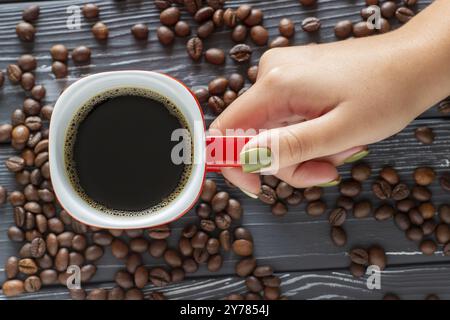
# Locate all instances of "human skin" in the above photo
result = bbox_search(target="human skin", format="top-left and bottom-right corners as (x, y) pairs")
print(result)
(210, 0), (450, 197)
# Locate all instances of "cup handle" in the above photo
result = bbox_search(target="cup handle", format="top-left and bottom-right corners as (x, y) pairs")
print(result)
(205, 135), (253, 172)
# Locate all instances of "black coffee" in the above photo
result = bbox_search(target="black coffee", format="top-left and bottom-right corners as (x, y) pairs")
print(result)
(65, 88), (192, 216)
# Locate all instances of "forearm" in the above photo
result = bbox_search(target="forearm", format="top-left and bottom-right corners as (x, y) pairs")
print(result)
(393, 0), (450, 115)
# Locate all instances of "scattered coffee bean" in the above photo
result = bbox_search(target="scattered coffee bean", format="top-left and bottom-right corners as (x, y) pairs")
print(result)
(250, 25), (268, 46)
(420, 239), (437, 256)
(244, 9), (263, 27)
(82, 3), (99, 18)
(269, 36), (289, 48)
(50, 44), (69, 62)
(205, 48), (225, 65)
(368, 245), (386, 270)
(415, 127), (435, 144)
(330, 226), (347, 247)
(374, 204), (395, 221)
(187, 37), (203, 61)
(72, 46), (91, 64)
(247, 65), (258, 83)
(349, 248), (369, 265)
(329, 207), (347, 226)
(414, 167), (435, 186)
(301, 17), (321, 32)
(160, 7), (180, 26)
(339, 180), (362, 197)
(353, 200), (372, 218)
(229, 44), (252, 63)
(92, 22), (109, 40)
(16, 22), (36, 41)
(372, 179), (392, 200)
(231, 25), (248, 42)
(334, 20), (353, 39)
(396, 7), (414, 23)
(353, 21), (374, 37)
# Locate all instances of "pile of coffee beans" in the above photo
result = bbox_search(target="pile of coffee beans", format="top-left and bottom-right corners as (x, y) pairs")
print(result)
(348, 246), (386, 278)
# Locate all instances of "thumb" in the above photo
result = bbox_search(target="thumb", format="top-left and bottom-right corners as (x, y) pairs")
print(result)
(240, 107), (366, 173)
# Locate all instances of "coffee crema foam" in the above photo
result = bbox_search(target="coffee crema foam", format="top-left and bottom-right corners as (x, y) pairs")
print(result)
(64, 87), (193, 217)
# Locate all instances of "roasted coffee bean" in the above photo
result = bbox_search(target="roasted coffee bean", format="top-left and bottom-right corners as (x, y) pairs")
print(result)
(208, 77), (228, 95)
(381, 1), (397, 18)
(353, 21), (374, 37)
(124, 253), (142, 274)
(229, 43), (253, 63)
(271, 202), (288, 216)
(207, 254), (223, 272)
(92, 22), (109, 40)
(149, 239), (167, 258)
(334, 20), (353, 39)
(31, 85), (46, 101)
(406, 226), (423, 241)
(205, 238), (220, 255)
(18, 54), (37, 72)
(12, 109), (26, 126)
(179, 237), (194, 256)
(275, 182), (293, 199)
(219, 230), (231, 251)
(23, 98), (41, 116)
(193, 87), (209, 104)
(211, 191), (230, 212)
(129, 23), (149, 41)
(435, 223), (450, 244)
(0, 124), (13, 143)
(374, 204), (395, 221)
(19, 258), (38, 275)
(50, 44), (69, 62)
(194, 7), (214, 23)
(183, 258), (199, 273)
(23, 4), (40, 22)
(351, 163), (372, 182)
(440, 173), (450, 192)
(330, 226), (347, 247)
(422, 219), (437, 236)
(39, 269), (58, 285)
(55, 248), (69, 271)
(395, 212), (412, 231)
(231, 25), (248, 42)
(253, 265), (273, 278)
(232, 239), (253, 256)
(87, 288), (107, 300)
(200, 179), (216, 202)
(262, 275), (281, 288)
(149, 267), (171, 286)
(235, 257), (256, 277)
(200, 219), (216, 233)
(245, 276), (263, 293)
(415, 127), (434, 145)
(303, 187), (323, 201)
(350, 262), (365, 278)
(82, 3), (99, 18)
(12, 125), (30, 145)
(349, 248), (369, 265)
(236, 4), (251, 21)
(133, 266), (148, 290)
(148, 224), (170, 239)
(353, 200), (372, 218)
(9, 191), (26, 207)
(234, 228), (252, 242)
(247, 65), (258, 84)
(115, 270), (134, 289)
(111, 239), (129, 259)
(215, 213), (232, 229)
(69, 288), (86, 300)
(223, 90), (237, 106)
(25, 116), (42, 132)
(244, 9), (263, 27)
(205, 48), (225, 65)
(196, 203), (211, 219)
(340, 180), (362, 197)
(411, 185), (431, 202)
(72, 46), (91, 63)
(197, 20), (215, 38)
(286, 190), (303, 206)
(250, 25), (268, 46)
(16, 22), (36, 41)
(223, 8), (237, 28)
(5, 256), (19, 279)
(414, 167), (435, 186)
(212, 9), (224, 27)
(372, 179), (392, 200)
(306, 200), (326, 217)
(392, 183), (410, 201)
(302, 17), (321, 32)
(173, 21), (190, 37)
(129, 238), (148, 253)
(191, 231), (209, 249)
(439, 205), (450, 224)
(20, 72), (35, 91)
(52, 61), (68, 78)
(419, 202), (436, 220)
(160, 7), (180, 26)
(7, 64), (22, 84)
(396, 7), (414, 23)
(269, 36), (290, 48)
(258, 185), (277, 204)
(30, 237), (46, 258)
(329, 208), (347, 226)
(444, 242), (450, 256)
(170, 268), (185, 283)
(80, 264), (97, 282)
(5, 156), (25, 172)
(420, 239), (437, 256)
(408, 208), (424, 226)
(184, 0), (202, 14)
(368, 245), (386, 270)
(2, 280), (25, 297)
(227, 74), (245, 93)
(85, 245), (104, 261)
(278, 18), (295, 38)
(193, 249), (210, 264)
(15, 170), (30, 186)
(69, 251), (85, 266)
(438, 99), (450, 115)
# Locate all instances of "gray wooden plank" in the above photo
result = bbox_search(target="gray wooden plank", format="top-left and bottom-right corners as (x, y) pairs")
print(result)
(1, 0), (450, 299)
(2, 263), (450, 300)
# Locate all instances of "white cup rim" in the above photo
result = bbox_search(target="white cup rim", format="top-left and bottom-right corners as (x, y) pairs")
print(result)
(49, 71), (206, 229)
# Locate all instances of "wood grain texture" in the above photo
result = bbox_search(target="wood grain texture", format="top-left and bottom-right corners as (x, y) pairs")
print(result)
(2, 264), (450, 300)
(1, 0), (449, 300)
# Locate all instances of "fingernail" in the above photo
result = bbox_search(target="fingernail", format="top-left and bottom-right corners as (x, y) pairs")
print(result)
(239, 188), (259, 199)
(344, 149), (370, 164)
(240, 147), (272, 173)
(316, 176), (341, 187)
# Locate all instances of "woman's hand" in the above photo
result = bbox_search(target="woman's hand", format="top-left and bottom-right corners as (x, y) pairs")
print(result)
(210, 1), (450, 196)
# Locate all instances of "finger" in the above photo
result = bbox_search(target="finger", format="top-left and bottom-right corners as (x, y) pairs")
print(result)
(221, 168), (261, 197)
(241, 106), (369, 173)
(274, 161), (340, 189)
(318, 146), (369, 166)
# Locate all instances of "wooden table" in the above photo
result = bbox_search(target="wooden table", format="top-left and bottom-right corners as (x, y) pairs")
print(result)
(1, 0), (449, 300)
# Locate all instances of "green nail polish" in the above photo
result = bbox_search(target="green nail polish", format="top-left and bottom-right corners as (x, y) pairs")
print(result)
(316, 177), (341, 187)
(240, 147), (272, 173)
(344, 150), (370, 164)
